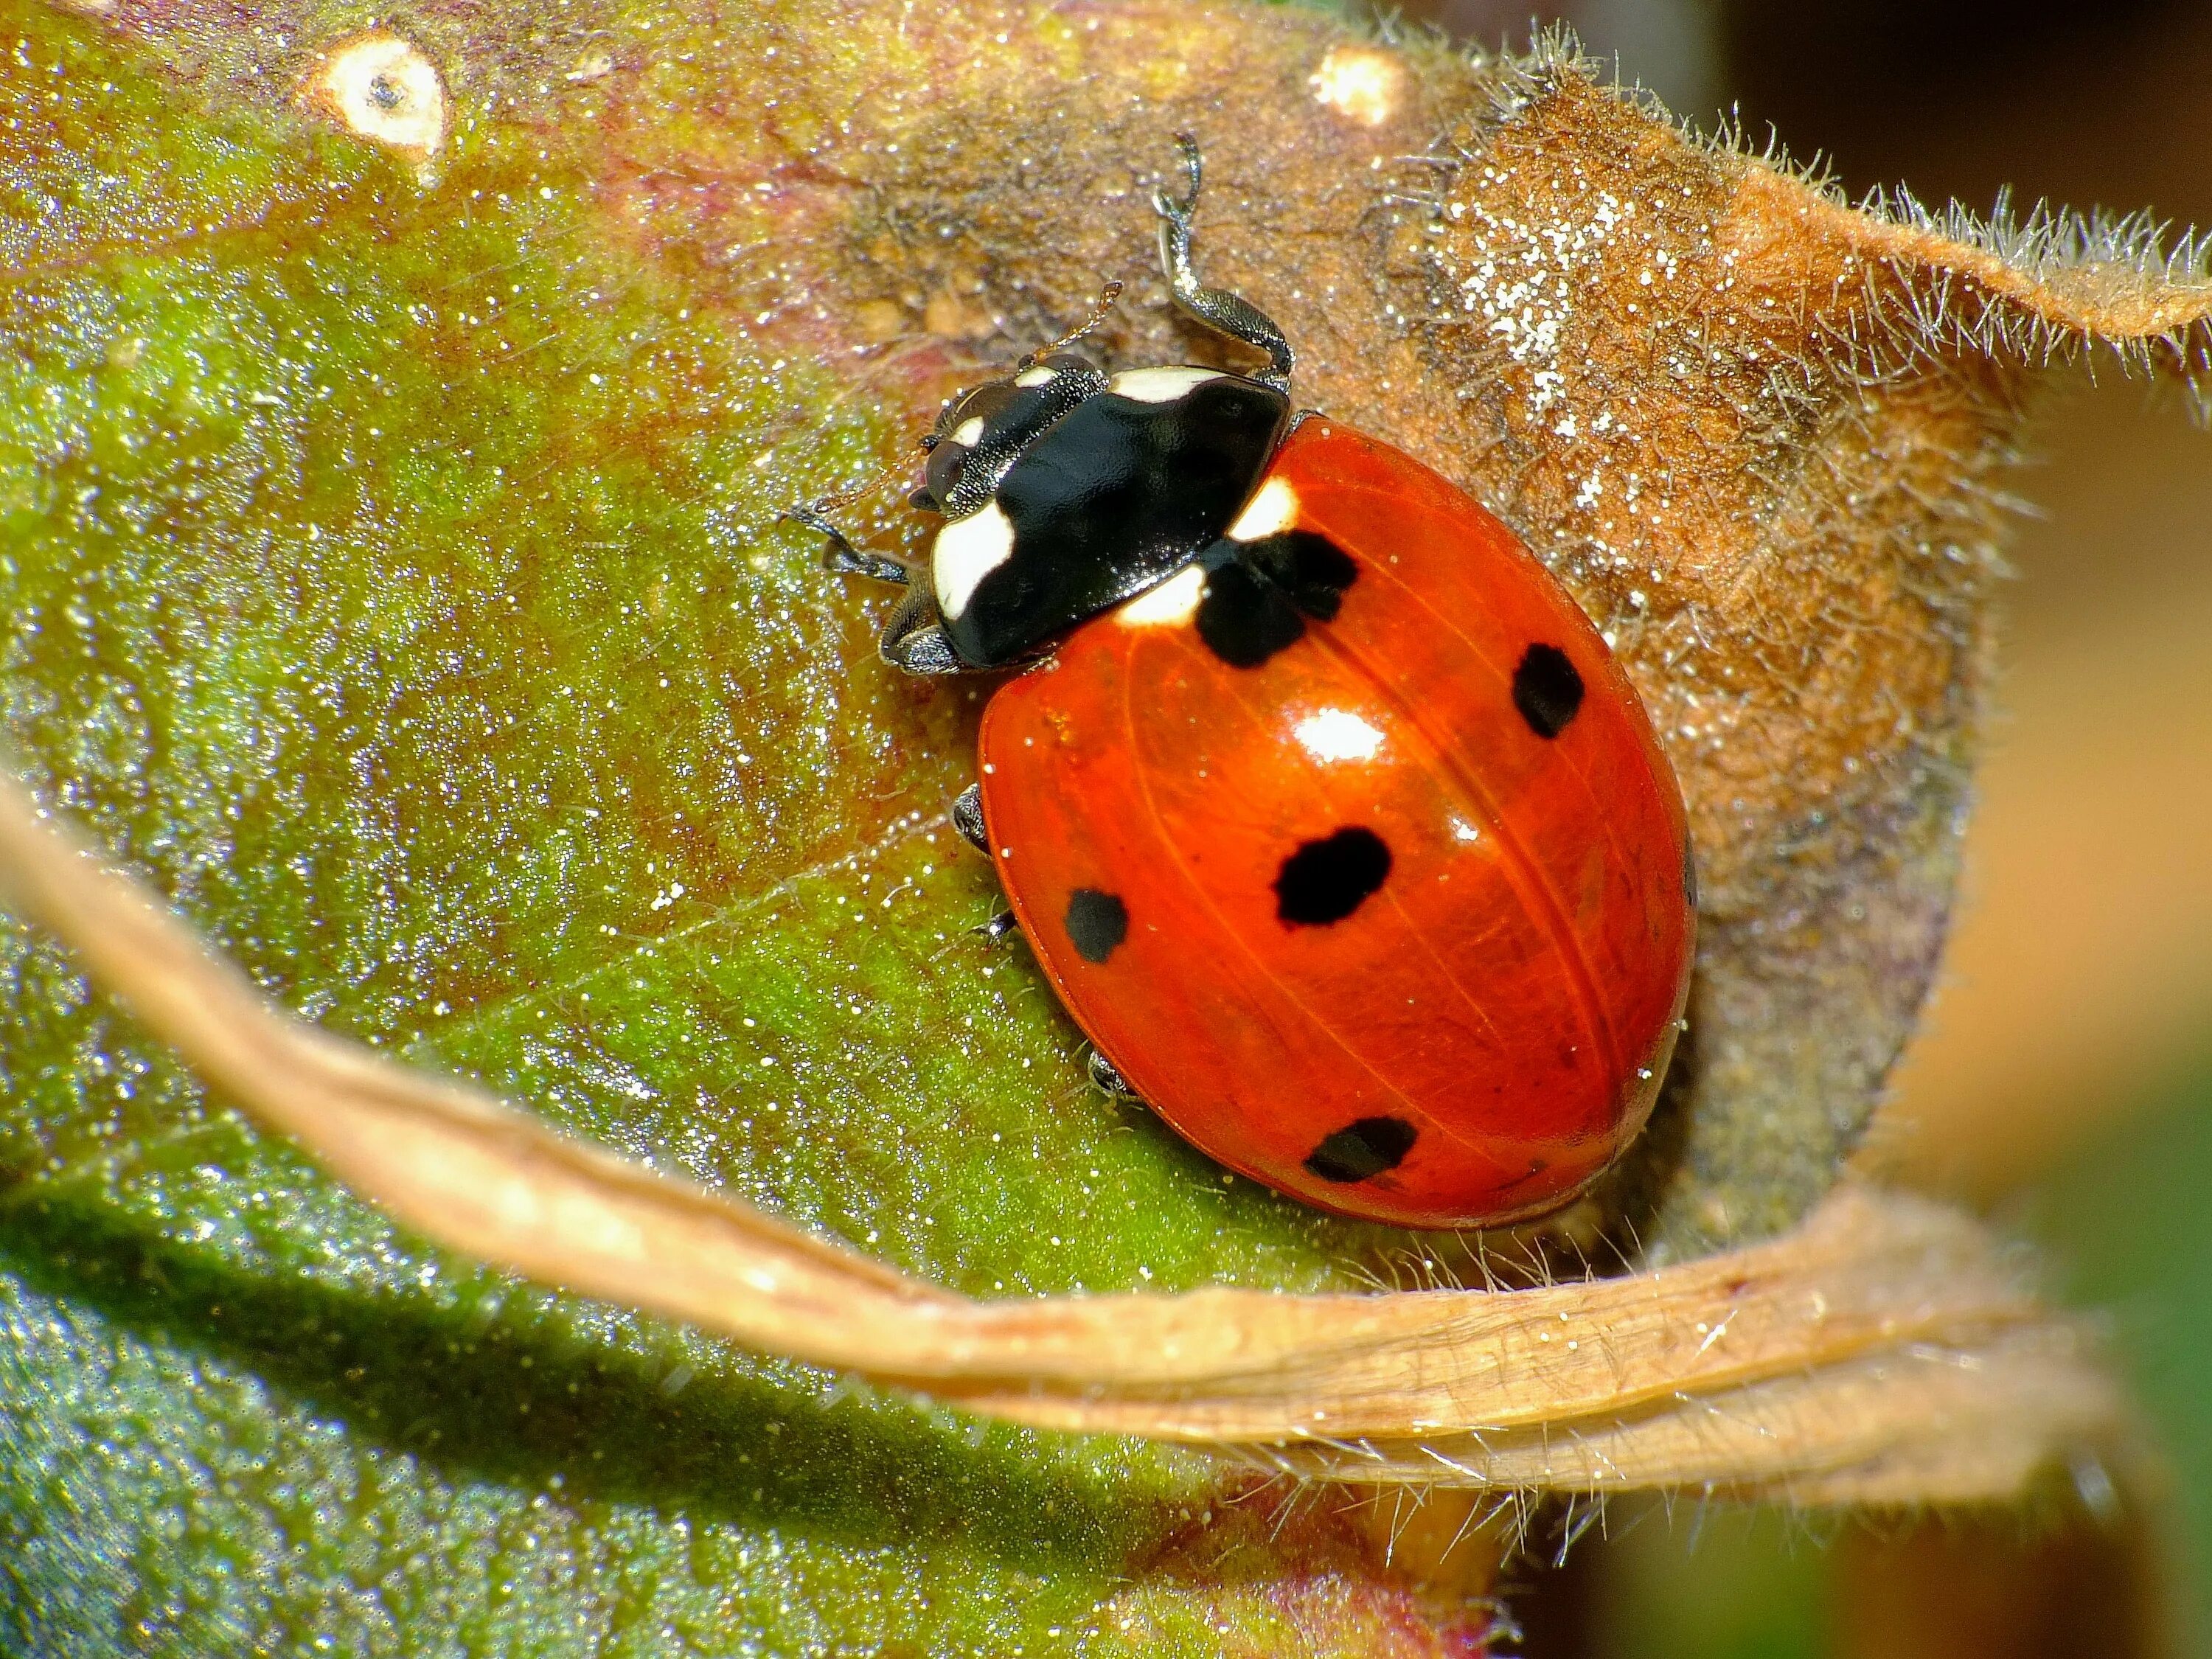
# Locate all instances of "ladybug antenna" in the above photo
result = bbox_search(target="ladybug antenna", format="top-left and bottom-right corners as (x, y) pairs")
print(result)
(811, 432), (930, 516)
(1018, 279), (1125, 369)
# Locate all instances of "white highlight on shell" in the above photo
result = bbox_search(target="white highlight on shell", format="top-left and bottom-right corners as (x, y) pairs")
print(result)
(302, 32), (447, 173)
(1294, 709), (1385, 764)
(1107, 366), (1224, 403)
(951, 415), (986, 447)
(1228, 475), (1300, 541)
(932, 501), (1015, 621)
(1116, 563), (1206, 627)
(1311, 45), (1402, 128)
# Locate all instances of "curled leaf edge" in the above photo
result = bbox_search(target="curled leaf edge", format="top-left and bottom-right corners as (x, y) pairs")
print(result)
(0, 773), (2128, 1508)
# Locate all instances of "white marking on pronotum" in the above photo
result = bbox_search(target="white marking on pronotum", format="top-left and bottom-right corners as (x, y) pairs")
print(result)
(932, 501), (1016, 620)
(950, 415), (986, 447)
(1107, 366), (1224, 403)
(1116, 563), (1206, 627)
(1014, 366), (1057, 389)
(1228, 475), (1300, 540)
(1294, 709), (1385, 764)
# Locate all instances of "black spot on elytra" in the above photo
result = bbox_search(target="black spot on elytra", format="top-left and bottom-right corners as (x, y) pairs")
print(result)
(1194, 531), (1360, 669)
(1195, 558), (1304, 667)
(1304, 1116), (1418, 1183)
(1243, 530), (1358, 622)
(1512, 643), (1584, 738)
(1064, 888), (1129, 963)
(1273, 827), (1391, 925)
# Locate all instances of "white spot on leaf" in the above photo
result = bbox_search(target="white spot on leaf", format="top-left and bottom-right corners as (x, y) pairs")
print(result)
(300, 32), (446, 178)
(565, 49), (614, 85)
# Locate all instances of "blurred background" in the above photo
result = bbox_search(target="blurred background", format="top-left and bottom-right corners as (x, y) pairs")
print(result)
(1387, 1), (2212, 1654)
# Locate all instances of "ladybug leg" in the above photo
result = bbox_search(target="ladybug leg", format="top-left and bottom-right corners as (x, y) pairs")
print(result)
(822, 543), (913, 586)
(791, 501), (970, 675)
(880, 586), (964, 676)
(953, 786), (1026, 947)
(1086, 1048), (1140, 1099)
(1152, 134), (1295, 391)
(785, 502), (913, 587)
(952, 782), (988, 852)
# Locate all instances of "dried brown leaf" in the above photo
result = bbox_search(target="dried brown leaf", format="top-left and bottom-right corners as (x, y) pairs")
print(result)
(0, 775), (2129, 1504)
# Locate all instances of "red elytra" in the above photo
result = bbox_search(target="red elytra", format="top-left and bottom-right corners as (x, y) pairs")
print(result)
(976, 420), (1695, 1229)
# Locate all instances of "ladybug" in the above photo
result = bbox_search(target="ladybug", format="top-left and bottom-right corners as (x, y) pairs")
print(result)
(798, 139), (1695, 1229)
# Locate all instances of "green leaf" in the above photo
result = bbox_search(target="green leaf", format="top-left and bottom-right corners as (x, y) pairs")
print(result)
(0, 4), (1478, 1651)
(19, 0), (2209, 1638)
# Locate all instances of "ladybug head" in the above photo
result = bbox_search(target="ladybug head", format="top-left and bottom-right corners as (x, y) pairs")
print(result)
(797, 142), (1302, 671)
(919, 355), (1291, 669)
(899, 232), (1292, 669)
(908, 353), (1109, 521)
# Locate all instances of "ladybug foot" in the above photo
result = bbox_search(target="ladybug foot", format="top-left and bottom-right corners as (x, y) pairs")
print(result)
(880, 588), (963, 676)
(1086, 1048), (1139, 1099)
(783, 502), (911, 586)
(975, 909), (1020, 943)
(952, 783), (987, 852)
(821, 543), (911, 586)
(1151, 136), (1200, 234)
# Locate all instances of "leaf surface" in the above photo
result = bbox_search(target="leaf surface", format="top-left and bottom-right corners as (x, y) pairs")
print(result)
(1, 0), (2208, 1650)
(0, 4), (1472, 1651)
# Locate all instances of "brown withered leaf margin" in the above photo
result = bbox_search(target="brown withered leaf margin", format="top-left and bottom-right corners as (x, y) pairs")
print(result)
(1371, 46), (2212, 1259)
(7, 27), (2212, 1511)
(0, 771), (2138, 1507)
